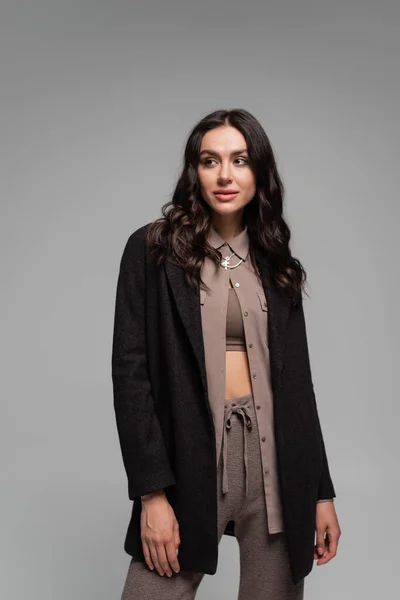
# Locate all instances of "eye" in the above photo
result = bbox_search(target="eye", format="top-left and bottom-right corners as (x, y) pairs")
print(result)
(201, 157), (248, 166)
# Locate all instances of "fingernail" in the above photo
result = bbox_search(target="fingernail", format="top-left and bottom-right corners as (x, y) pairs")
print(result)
(318, 547), (323, 554)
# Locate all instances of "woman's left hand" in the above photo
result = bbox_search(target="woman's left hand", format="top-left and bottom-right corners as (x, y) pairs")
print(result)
(314, 501), (341, 566)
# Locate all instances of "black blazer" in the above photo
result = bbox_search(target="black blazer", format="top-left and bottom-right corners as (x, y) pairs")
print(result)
(111, 222), (336, 585)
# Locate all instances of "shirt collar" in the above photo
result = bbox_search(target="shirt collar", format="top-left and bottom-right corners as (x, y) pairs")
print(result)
(207, 224), (250, 261)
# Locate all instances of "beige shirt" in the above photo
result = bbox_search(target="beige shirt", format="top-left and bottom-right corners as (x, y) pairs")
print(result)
(199, 224), (331, 535)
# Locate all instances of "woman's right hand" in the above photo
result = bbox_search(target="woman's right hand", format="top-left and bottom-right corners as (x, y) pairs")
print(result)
(140, 490), (181, 577)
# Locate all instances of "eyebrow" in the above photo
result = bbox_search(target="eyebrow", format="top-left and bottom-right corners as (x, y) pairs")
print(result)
(199, 148), (248, 157)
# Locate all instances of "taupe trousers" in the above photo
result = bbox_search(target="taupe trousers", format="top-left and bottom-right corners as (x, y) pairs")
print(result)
(121, 392), (305, 600)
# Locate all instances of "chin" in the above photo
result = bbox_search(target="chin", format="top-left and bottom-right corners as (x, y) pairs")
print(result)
(212, 204), (239, 214)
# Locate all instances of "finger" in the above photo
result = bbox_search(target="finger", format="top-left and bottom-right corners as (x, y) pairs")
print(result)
(165, 538), (180, 573)
(173, 519), (181, 555)
(317, 548), (335, 565)
(314, 542), (326, 560)
(317, 534), (337, 565)
(316, 529), (325, 557)
(327, 530), (339, 557)
(142, 539), (154, 571)
(322, 533), (330, 559)
(173, 520), (181, 563)
(156, 542), (173, 577)
(149, 542), (164, 576)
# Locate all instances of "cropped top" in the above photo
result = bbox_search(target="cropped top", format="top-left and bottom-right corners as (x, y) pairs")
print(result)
(226, 282), (246, 351)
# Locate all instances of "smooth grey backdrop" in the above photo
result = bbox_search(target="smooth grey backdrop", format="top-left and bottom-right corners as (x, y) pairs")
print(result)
(1, 1), (399, 598)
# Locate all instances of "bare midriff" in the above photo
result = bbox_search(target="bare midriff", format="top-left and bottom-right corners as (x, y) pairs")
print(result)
(225, 350), (252, 399)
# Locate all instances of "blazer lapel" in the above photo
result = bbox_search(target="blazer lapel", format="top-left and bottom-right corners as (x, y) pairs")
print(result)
(164, 257), (292, 402)
(257, 261), (291, 393)
(164, 258), (209, 402)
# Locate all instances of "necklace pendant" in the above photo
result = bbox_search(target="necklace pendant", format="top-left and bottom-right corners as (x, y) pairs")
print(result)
(221, 256), (230, 269)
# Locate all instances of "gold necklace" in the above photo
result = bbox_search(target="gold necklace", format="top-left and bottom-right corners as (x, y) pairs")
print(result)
(220, 251), (243, 270)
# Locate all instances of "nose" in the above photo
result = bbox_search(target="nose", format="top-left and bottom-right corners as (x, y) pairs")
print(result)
(218, 161), (233, 183)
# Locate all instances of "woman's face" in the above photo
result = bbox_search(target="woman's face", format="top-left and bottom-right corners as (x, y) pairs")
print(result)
(197, 125), (256, 219)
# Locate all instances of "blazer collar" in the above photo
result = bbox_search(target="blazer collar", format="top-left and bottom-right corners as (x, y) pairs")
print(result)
(207, 224), (249, 262)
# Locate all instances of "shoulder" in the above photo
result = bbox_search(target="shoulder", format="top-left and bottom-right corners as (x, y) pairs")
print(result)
(121, 221), (153, 257)
(118, 221), (153, 272)
(123, 221), (152, 252)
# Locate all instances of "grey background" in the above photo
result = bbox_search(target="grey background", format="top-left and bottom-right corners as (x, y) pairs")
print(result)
(1, 1), (399, 598)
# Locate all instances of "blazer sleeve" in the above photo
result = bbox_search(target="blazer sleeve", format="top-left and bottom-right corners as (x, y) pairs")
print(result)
(295, 293), (336, 501)
(111, 230), (176, 500)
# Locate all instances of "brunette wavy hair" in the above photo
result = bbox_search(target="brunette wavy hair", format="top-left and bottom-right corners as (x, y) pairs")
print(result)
(145, 108), (307, 305)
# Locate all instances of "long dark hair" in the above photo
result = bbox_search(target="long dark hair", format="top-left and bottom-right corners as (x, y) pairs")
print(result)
(146, 108), (307, 305)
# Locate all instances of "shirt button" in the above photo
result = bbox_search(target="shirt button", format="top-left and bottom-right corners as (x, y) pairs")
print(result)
(249, 343), (253, 348)
(253, 373), (257, 379)
(244, 311), (248, 316)
(235, 282), (240, 287)
(264, 468), (269, 474)
(256, 405), (260, 410)
(261, 436), (266, 442)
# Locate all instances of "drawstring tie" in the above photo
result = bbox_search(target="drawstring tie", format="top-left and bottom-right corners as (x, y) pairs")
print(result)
(221, 403), (253, 496)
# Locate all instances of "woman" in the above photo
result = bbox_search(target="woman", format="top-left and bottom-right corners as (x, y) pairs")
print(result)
(112, 108), (341, 599)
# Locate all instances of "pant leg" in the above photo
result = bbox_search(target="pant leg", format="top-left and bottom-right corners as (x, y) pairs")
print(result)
(224, 393), (305, 600)
(120, 559), (204, 600)
(120, 433), (235, 600)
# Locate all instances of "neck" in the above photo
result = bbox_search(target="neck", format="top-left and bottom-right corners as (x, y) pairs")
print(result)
(211, 213), (244, 240)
